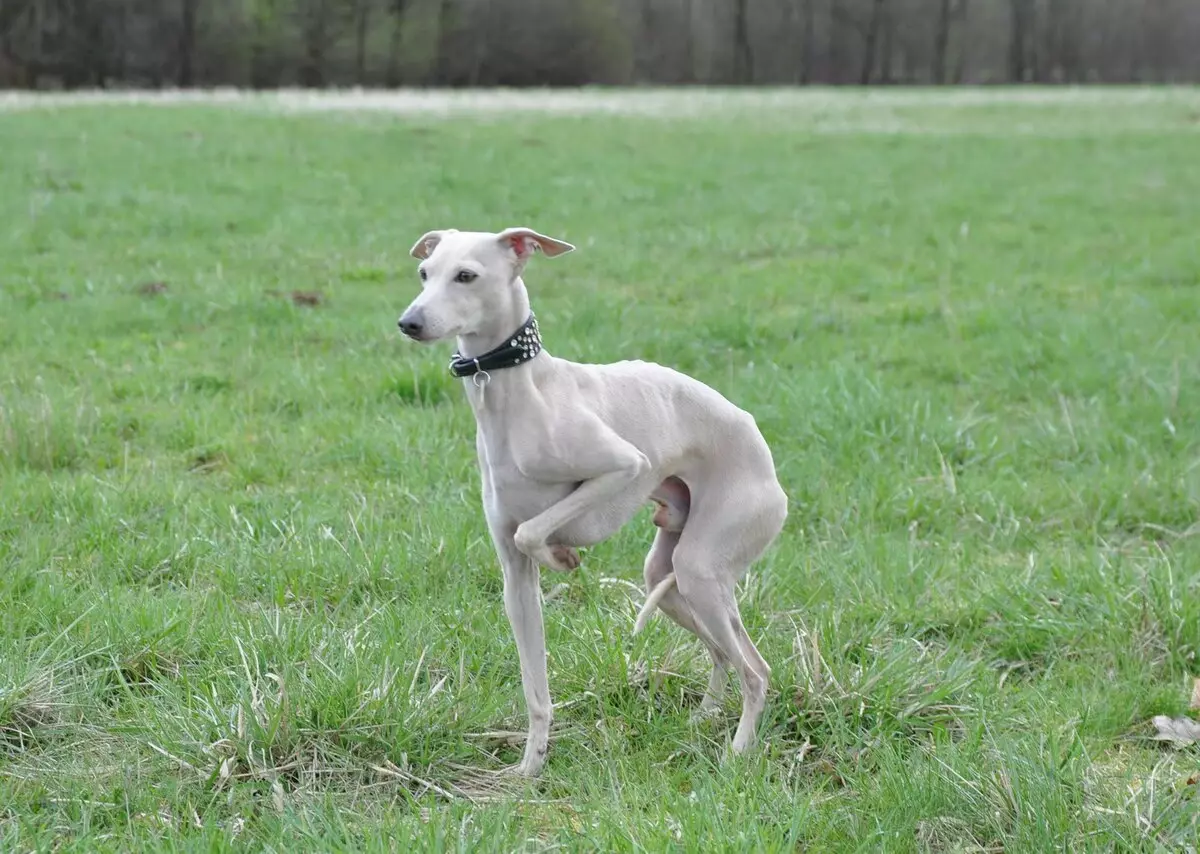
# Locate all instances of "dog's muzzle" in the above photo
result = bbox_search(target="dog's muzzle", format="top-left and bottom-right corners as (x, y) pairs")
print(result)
(398, 307), (426, 340)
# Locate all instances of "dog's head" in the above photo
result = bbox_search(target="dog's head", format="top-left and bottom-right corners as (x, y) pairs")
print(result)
(397, 227), (574, 343)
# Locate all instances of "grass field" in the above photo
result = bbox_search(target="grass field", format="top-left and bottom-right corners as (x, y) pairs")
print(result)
(2, 89), (1199, 851)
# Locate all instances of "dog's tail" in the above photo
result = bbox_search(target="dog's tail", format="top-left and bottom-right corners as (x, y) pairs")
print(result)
(633, 572), (676, 635)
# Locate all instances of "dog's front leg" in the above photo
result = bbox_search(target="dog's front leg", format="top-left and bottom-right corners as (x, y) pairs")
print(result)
(513, 432), (649, 571)
(483, 494), (553, 776)
(498, 539), (552, 776)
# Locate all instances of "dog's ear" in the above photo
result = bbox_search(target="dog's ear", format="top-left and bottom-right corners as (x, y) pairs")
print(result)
(496, 227), (575, 261)
(410, 229), (456, 260)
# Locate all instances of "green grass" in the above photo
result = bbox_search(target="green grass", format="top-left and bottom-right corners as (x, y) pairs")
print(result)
(1, 90), (1199, 851)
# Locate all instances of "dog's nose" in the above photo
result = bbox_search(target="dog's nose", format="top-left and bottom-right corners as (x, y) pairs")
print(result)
(398, 309), (425, 339)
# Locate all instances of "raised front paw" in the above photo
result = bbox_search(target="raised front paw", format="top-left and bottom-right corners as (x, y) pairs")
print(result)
(514, 525), (580, 572)
(548, 544), (581, 571)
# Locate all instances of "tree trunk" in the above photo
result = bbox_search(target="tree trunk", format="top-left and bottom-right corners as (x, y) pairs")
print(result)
(110, 0), (127, 85)
(300, 0), (328, 87)
(800, 0), (815, 84)
(1008, 0), (1022, 82)
(79, 0), (106, 86)
(932, 0), (951, 84)
(681, 0), (693, 83)
(879, 3), (894, 83)
(1048, 0), (1081, 82)
(1028, 2), (1041, 82)
(860, 0), (886, 85)
(178, 0), (198, 86)
(467, 0), (488, 86)
(1009, 0), (1033, 82)
(432, 0), (453, 85)
(354, 0), (369, 85)
(385, 0), (405, 86)
(828, 0), (846, 83)
(250, 0), (276, 89)
(0, 0), (37, 81)
(733, 0), (753, 83)
(953, 0), (970, 83)
(302, 44), (325, 87)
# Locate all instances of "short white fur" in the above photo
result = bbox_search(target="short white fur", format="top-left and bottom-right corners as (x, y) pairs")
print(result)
(398, 227), (788, 776)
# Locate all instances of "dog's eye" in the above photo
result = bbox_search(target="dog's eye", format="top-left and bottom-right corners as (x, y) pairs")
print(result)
(454, 270), (477, 284)
(418, 268), (428, 281)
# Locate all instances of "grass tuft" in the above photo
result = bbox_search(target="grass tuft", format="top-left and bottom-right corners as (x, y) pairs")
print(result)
(0, 668), (72, 756)
(0, 393), (96, 473)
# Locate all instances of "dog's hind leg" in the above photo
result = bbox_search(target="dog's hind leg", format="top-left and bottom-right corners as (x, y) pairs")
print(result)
(639, 526), (730, 713)
(666, 487), (786, 756)
(673, 564), (768, 754)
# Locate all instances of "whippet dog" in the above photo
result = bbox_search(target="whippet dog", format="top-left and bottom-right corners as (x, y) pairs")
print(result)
(398, 227), (787, 776)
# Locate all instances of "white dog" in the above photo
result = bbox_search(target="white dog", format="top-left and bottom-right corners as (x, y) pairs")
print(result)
(398, 227), (787, 776)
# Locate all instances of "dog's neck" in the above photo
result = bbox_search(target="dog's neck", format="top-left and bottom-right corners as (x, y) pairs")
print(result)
(448, 313), (541, 380)
(456, 276), (548, 417)
(454, 276), (534, 360)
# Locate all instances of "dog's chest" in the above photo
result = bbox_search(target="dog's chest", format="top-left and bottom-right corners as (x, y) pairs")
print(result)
(477, 437), (653, 547)
(476, 422), (573, 522)
(484, 456), (575, 522)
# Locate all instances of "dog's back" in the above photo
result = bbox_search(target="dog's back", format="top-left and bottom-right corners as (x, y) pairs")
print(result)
(546, 355), (781, 488)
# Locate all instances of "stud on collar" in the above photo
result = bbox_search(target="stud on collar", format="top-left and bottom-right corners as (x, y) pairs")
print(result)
(449, 314), (542, 379)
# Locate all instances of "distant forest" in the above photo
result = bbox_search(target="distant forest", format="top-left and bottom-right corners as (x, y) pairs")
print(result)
(2, 0), (1198, 89)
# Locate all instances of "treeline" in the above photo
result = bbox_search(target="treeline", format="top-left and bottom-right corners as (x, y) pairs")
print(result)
(1, 0), (1198, 89)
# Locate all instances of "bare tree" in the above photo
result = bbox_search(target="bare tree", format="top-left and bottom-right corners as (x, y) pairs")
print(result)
(1008, 0), (1034, 82)
(878, 0), (894, 82)
(860, 0), (887, 84)
(932, 0), (951, 83)
(179, 0), (200, 85)
(353, 0), (370, 84)
(297, 0), (337, 86)
(952, 0), (969, 83)
(789, 0), (816, 83)
(1046, 0), (1083, 82)
(680, 0), (693, 83)
(733, 0), (753, 83)
(250, 0), (283, 87)
(801, 0), (815, 83)
(385, 0), (407, 85)
(4, 0), (1200, 90)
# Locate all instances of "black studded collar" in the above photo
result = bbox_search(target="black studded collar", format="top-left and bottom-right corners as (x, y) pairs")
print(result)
(448, 314), (542, 379)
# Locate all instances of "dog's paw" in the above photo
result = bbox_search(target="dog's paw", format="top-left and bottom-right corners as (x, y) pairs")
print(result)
(527, 543), (579, 572)
(548, 544), (581, 572)
(508, 758), (546, 778)
(688, 705), (722, 725)
(514, 525), (580, 572)
(509, 739), (549, 778)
